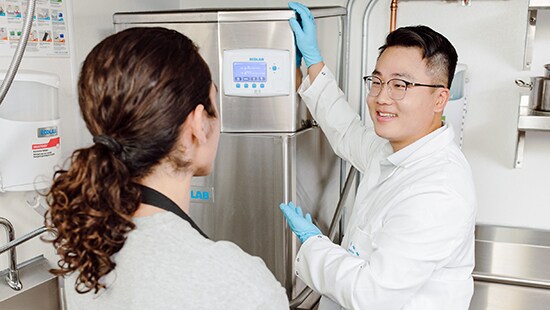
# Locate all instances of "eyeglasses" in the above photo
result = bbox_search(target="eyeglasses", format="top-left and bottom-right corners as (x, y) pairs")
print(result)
(363, 75), (446, 100)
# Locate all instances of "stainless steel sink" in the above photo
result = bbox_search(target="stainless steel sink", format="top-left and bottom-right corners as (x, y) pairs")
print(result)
(0, 255), (63, 310)
(470, 225), (550, 310)
(471, 280), (550, 310)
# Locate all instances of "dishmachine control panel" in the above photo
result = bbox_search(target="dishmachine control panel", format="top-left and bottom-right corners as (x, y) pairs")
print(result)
(222, 49), (290, 97)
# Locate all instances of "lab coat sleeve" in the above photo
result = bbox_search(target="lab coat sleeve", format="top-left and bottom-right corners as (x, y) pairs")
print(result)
(295, 185), (472, 310)
(298, 66), (381, 173)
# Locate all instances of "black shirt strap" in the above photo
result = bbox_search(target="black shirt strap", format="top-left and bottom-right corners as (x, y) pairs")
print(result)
(138, 185), (208, 239)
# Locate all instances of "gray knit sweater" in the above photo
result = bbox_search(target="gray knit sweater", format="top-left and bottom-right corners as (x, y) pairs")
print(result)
(65, 212), (289, 310)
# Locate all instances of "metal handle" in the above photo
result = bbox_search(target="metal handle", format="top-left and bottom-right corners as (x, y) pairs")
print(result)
(515, 79), (533, 90)
(0, 226), (47, 255)
(289, 167), (358, 309)
(328, 167), (357, 241)
(473, 272), (550, 290)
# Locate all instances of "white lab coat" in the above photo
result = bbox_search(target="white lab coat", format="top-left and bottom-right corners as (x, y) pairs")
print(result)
(295, 66), (477, 310)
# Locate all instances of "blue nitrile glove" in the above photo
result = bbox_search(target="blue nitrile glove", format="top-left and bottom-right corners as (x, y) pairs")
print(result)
(280, 201), (322, 243)
(288, 2), (323, 68)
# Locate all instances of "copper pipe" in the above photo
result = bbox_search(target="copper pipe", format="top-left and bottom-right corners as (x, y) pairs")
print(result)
(390, 0), (398, 32)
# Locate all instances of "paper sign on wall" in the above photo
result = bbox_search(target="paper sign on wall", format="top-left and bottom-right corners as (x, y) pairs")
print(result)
(0, 0), (69, 57)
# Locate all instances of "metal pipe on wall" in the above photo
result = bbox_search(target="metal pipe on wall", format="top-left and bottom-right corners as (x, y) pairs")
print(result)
(341, 0), (355, 182)
(337, 0), (356, 261)
(360, 0), (381, 126)
(390, 0), (399, 32)
(344, 0), (355, 99)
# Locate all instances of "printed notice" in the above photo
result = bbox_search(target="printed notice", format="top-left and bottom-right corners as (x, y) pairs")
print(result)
(32, 136), (60, 158)
(0, 0), (69, 57)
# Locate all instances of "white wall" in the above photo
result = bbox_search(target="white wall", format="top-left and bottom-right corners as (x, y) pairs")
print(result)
(0, 0), (179, 271)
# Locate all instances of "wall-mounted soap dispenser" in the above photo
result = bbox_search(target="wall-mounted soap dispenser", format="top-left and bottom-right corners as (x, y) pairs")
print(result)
(444, 63), (469, 148)
(0, 71), (60, 192)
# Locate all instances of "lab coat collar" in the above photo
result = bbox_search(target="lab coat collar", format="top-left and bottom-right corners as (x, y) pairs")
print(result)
(386, 123), (455, 168)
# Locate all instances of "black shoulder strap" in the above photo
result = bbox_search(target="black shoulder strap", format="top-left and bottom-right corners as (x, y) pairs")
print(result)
(138, 185), (208, 239)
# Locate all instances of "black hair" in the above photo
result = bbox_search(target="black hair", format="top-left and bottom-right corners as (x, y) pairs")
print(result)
(379, 25), (458, 88)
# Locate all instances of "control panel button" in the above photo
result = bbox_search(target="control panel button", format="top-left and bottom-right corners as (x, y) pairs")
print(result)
(260, 84), (265, 88)
(236, 83), (241, 88)
(244, 84), (249, 88)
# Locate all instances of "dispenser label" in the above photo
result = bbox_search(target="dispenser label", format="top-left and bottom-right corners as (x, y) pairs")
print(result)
(31, 122), (60, 159)
(32, 137), (60, 158)
(37, 126), (58, 137)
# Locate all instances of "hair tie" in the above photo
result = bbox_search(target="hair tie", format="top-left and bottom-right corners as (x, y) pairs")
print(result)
(93, 135), (123, 155)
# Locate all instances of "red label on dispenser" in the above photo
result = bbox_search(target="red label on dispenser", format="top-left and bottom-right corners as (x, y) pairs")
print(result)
(32, 137), (60, 150)
(32, 137), (60, 159)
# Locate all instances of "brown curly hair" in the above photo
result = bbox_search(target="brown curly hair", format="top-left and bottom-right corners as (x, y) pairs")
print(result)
(45, 27), (215, 294)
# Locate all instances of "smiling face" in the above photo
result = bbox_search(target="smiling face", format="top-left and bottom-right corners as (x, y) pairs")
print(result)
(367, 46), (450, 152)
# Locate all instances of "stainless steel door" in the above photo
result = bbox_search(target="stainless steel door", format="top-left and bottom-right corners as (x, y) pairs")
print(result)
(194, 128), (339, 296)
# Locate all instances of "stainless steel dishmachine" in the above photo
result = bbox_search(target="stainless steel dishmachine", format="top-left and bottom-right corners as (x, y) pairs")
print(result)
(114, 7), (346, 305)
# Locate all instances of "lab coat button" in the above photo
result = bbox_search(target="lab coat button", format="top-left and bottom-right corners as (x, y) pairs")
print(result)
(296, 257), (300, 262)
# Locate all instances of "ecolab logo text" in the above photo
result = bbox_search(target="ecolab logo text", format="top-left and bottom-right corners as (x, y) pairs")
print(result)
(37, 126), (58, 138)
(191, 190), (209, 200)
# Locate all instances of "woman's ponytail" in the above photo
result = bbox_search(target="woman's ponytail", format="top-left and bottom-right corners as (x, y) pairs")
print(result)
(46, 145), (140, 293)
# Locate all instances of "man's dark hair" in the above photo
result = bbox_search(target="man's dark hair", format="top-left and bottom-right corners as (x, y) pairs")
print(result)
(379, 25), (458, 88)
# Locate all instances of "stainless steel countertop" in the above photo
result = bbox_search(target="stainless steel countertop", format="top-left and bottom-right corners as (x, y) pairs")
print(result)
(471, 281), (550, 310)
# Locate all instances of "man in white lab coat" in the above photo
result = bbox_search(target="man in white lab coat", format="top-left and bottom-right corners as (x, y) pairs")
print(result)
(280, 2), (477, 310)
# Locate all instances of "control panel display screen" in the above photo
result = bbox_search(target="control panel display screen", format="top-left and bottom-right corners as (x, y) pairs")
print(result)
(233, 62), (267, 82)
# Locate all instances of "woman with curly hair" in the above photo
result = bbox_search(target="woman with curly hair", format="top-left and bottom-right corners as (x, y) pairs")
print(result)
(45, 27), (288, 310)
